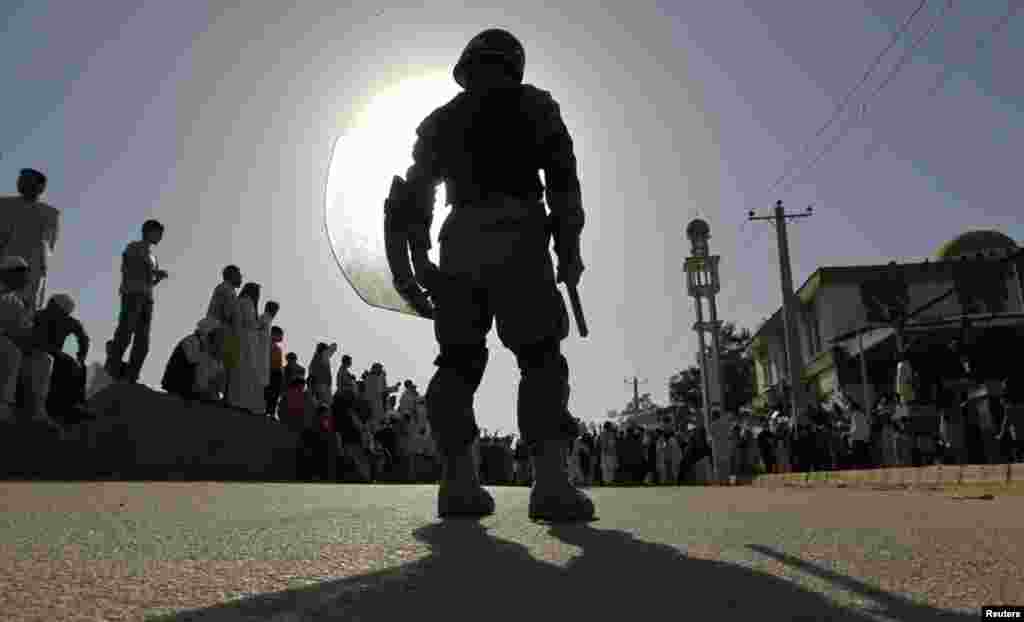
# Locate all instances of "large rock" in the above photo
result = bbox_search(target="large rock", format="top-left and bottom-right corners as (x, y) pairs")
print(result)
(1, 383), (300, 481)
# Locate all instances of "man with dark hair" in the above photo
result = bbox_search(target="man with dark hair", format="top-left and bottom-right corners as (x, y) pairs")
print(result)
(0, 169), (60, 310)
(105, 220), (168, 383)
(391, 29), (590, 520)
(206, 264), (242, 399)
(33, 293), (92, 422)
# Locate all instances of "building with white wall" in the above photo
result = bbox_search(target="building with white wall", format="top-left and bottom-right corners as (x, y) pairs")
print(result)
(747, 230), (1024, 413)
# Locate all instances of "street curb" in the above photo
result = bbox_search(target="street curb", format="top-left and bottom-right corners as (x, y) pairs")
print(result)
(752, 462), (1018, 490)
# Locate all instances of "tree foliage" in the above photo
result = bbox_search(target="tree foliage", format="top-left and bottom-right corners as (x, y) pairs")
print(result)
(669, 366), (703, 410)
(669, 322), (756, 414)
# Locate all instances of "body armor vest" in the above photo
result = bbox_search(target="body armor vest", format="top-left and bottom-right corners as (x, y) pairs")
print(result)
(435, 86), (545, 207)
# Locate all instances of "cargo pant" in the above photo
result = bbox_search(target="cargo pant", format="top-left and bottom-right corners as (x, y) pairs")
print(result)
(426, 196), (575, 456)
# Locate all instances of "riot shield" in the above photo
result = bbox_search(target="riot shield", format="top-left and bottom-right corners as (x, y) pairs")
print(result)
(323, 77), (455, 317)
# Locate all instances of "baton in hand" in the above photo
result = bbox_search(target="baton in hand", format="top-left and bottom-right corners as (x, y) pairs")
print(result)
(566, 284), (589, 338)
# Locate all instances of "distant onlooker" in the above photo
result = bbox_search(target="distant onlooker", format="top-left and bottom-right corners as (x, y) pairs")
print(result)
(231, 282), (264, 414)
(33, 293), (91, 422)
(307, 342), (338, 405)
(206, 264), (242, 400)
(161, 318), (222, 402)
(0, 169), (60, 310)
(283, 352), (305, 386)
(105, 219), (168, 383)
(0, 257), (38, 424)
(265, 325), (285, 417)
(364, 362), (399, 426)
(0, 256), (59, 431)
(256, 302), (279, 409)
(280, 375), (313, 435)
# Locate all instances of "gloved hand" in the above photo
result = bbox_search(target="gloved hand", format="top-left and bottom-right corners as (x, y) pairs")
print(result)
(555, 239), (584, 288)
(411, 248), (441, 294)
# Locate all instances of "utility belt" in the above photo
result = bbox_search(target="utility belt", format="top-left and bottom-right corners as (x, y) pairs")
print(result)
(446, 176), (542, 209)
(450, 191), (541, 210)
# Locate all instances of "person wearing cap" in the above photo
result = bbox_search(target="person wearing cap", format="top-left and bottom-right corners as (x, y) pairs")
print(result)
(105, 219), (168, 383)
(161, 317), (223, 402)
(0, 256), (58, 429)
(32, 293), (91, 421)
(0, 169), (60, 310)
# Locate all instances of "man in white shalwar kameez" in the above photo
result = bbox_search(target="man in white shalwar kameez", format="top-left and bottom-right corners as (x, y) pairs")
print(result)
(232, 283), (265, 414)
(207, 265), (242, 403)
(0, 170), (60, 310)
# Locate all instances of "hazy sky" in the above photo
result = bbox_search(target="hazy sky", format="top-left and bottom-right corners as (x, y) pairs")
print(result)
(3, 1), (1021, 435)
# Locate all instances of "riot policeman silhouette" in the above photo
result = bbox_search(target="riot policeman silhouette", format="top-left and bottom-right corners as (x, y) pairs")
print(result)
(385, 29), (594, 521)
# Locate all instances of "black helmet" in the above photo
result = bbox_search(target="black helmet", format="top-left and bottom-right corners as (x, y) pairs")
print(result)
(453, 28), (525, 89)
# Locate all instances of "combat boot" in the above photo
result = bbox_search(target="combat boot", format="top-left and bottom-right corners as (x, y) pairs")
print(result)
(529, 440), (596, 522)
(437, 443), (495, 518)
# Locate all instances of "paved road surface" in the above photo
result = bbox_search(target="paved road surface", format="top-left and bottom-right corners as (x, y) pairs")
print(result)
(1, 482), (1020, 620)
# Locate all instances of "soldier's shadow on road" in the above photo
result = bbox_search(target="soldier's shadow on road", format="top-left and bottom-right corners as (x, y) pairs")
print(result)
(152, 520), (972, 622)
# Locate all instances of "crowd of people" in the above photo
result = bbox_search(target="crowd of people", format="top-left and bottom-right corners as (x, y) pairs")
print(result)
(0, 169), (93, 433)
(723, 388), (1023, 479)
(4, 167), (1021, 484)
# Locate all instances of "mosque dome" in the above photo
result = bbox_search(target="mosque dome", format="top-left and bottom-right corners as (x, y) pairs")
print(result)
(935, 230), (1018, 260)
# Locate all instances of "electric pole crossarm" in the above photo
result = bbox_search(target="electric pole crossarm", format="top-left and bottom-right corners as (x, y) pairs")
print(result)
(747, 200), (814, 427)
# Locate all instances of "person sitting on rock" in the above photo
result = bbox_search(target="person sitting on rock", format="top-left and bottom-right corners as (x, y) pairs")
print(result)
(32, 293), (93, 424)
(0, 256), (58, 430)
(307, 342), (337, 406)
(161, 317), (222, 403)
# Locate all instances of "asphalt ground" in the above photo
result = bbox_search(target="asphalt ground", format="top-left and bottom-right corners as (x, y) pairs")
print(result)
(1, 482), (1021, 621)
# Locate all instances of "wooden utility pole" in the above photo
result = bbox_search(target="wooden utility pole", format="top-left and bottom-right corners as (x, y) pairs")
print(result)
(749, 200), (813, 425)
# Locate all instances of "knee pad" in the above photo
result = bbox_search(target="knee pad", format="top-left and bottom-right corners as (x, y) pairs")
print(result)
(433, 343), (489, 390)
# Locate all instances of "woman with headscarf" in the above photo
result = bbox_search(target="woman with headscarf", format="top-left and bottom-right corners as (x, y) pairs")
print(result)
(307, 342), (337, 406)
(364, 362), (400, 427)
(161, 317), (221, 402)
(230, 282), (264, 414)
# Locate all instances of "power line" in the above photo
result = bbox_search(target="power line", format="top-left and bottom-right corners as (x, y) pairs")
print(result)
(778, 0), (954, 193)
(925, 1), (1021, 98)
(862, 1), (1021, 162)
(768, 0), (929, 195)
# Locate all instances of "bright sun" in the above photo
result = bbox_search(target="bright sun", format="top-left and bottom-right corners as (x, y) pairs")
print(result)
(325, 71), (459, 277)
